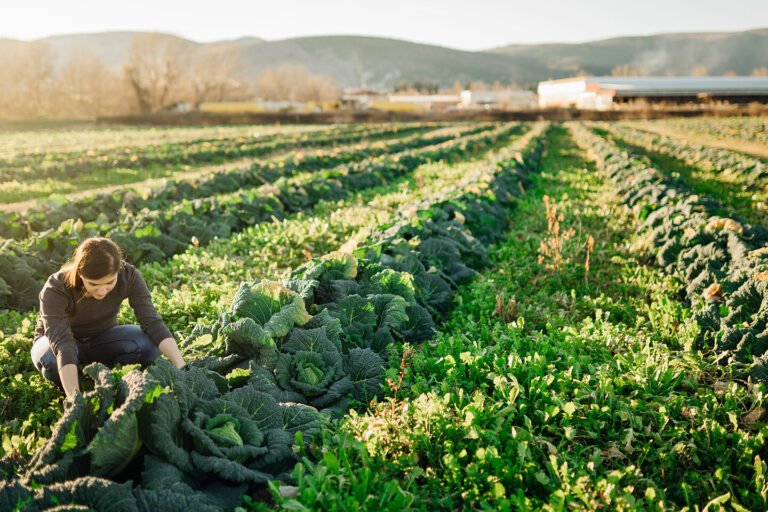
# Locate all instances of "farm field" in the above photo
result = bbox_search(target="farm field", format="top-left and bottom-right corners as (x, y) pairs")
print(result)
(1, 118), (768, 511)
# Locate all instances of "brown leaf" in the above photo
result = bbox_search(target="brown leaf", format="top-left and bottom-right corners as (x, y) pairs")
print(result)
(755, 271), (768, 283)
(302, 249), (313, 260)
(743, 407), (765, 425)
(703, 283), (724, 302)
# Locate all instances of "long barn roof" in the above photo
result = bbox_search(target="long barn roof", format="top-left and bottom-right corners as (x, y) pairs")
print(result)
(540, 76), (768, 96)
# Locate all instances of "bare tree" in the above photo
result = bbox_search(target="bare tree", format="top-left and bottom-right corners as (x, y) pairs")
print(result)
(185, 47), (246, 109)
(123, 34), (190, 113)
(55, 53), (132, 117)
(252, 65), (338, 102)
(0, 41), (55, 118)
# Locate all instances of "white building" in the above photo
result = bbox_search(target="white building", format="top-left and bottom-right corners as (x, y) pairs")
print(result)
(538, 76), (768, 110)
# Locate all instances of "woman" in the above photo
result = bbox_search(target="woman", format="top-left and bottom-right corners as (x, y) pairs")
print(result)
(30, 237), (186, 402)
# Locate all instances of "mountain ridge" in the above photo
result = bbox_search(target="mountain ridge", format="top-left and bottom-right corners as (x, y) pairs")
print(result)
(0, 28), (765, 88)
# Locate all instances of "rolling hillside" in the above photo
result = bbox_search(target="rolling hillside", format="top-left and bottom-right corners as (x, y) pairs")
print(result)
(1, 28), (766, 89)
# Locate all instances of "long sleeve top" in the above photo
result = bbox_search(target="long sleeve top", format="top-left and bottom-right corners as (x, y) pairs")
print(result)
(34, 262), (173, 369)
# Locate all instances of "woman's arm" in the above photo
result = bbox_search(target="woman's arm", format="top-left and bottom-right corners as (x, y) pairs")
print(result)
(59, 364), (80, 401)
(158, 337), (186, 369)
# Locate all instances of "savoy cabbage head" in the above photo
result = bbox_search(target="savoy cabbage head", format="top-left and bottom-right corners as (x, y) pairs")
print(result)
(140, 362), (322, 486)
(25, 363), (161, 484)
(230, 281), (312, 339)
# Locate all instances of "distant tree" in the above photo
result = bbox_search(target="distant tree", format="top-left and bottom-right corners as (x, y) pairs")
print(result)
(252, 65), (338, 102)
(55, 53), (131, 117)
(467, 80), (489, 91)
(751, 67), (768, 76)
(690, 65), (709, 77)
(611, 64), (645, 77)
(722, 70), (738, 77)
(185, 47), (247, 109)
(0, 41), (55, 118)
(124, 33), (190, 113)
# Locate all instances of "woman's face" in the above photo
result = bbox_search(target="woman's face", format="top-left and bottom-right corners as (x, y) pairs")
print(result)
(80, 272), (118, 300)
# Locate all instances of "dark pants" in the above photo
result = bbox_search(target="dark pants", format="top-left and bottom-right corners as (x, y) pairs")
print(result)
(31, 325), (161, 388)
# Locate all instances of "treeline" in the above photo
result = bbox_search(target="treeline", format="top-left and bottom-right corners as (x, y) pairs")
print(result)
(0, 34), (339, 119)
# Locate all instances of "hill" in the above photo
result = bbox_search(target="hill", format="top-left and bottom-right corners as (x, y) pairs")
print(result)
(1, 28), (766, 89)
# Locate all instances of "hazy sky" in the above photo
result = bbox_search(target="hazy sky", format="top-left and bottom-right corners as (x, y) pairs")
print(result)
(2, 0), (767, 50)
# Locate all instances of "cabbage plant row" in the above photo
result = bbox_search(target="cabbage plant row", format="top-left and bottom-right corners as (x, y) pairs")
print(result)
(0, 124), (294, 159)
(0, 123), (426, 184)
(0, 126), (547, 512)
(0, 125), (510, 312)
(646, 116), (768, 146)
(572, 123), (768, 381)
(0, 124), (443, 239)
(608, 124), (767, 188)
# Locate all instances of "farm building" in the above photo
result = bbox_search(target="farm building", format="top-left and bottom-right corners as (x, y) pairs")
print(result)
(460, 90), (537, 109)
(537, 76), (768, 110)
(340, 88), (387, 110)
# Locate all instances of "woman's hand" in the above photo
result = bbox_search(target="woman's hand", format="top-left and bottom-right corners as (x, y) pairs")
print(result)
(158, 337), (186, 369)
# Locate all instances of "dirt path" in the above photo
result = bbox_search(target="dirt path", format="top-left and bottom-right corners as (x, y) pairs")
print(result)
(631, 122), (768, 159)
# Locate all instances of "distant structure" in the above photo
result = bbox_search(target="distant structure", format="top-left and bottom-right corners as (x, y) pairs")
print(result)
(340, 88), (387, 110)
(460, 90), (537, 110)
(538, 76), (768, 110)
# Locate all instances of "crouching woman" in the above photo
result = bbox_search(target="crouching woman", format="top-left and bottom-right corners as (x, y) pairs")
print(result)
(30, 237), (186, 402)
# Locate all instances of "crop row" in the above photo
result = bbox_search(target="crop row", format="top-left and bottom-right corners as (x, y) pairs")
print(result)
(645, 117), (768, 146)
(605, 124), (767, 188)
(0, 127), (547, 510)
(0, 125), (314, 159)
(0, 123), (430, 183)
(0, 124), (513, 312)
(0, 124), (480, 239)
(572, 122), (768, 380)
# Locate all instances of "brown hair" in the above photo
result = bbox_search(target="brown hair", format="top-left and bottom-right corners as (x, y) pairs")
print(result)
(62, 237), (124, 289)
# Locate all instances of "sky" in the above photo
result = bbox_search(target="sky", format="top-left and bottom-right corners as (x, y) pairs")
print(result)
(1, 0), (767, 51)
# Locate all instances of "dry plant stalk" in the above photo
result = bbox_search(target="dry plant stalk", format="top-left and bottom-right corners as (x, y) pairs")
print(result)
(584, 235), (595, 282)
(493, 293), (518, 323)
(538, 195), (575, 272)
(380, 347), (413, 418)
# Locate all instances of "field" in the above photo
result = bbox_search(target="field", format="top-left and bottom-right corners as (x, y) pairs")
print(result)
(1, 118), (768, 511)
